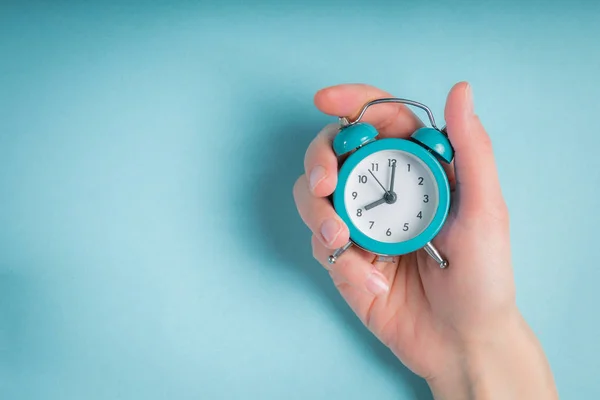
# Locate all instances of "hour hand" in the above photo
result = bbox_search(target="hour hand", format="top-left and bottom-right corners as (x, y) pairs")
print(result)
(364, 197), (386, 211)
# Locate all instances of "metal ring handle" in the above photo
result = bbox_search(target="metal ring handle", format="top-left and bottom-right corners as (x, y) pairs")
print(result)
(340, 97), (440, 131)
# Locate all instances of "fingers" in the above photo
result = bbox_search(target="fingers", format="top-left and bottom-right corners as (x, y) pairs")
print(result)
(444, 82), (507, 218)
(293, 174), (350, 249)
(311, 235), (390, 297)
(314, 83), (424, 137)
(303, 123), (339, 197)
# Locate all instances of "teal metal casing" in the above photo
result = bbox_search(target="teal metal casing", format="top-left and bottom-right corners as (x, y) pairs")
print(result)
(333, 137), (451, 256)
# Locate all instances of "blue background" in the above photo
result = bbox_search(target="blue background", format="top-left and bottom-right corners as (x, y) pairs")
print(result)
(1, 1), (599, 399)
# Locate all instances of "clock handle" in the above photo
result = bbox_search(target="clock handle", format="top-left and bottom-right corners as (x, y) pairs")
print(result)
(340, 98), (441, 131)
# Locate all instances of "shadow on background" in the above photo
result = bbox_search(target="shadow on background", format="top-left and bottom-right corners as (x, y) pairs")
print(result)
(242, 96), (432, 399)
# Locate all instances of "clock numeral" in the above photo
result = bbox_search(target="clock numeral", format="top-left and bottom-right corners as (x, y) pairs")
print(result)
(369, 221), (374, 229)
(358, 175), (367, 184)
(418, 177), (424, 185)
(407, 163), (411, 172)
(423, 194), (429, 203)
(370, 163), (379, 171)
(417, 211), (422, 219)
(388, 159), (397, 167)
(386, 228), (392, 237)
(403, 223), (409, 231)
(352, 191), (358, 199)
(356, 209), (363, 217)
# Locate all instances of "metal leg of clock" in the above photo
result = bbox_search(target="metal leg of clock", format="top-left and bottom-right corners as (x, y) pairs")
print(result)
(328, 241), (353, 265)
(424, 242), (449, 269)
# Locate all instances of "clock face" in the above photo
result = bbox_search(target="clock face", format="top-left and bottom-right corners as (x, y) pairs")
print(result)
(344, 149), (439, 243)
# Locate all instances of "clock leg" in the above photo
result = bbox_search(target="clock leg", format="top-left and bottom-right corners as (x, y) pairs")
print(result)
(328, 241), (353, 264)
(424, 242), (449, 268)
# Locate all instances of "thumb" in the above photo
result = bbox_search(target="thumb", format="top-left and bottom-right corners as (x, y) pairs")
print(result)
(444, 82), (506, 217)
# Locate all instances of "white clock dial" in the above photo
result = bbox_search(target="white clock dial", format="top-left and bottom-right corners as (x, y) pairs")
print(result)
(344, 149), (439, 243)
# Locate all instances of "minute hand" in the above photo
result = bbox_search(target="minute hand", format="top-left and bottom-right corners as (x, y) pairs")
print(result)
(368, 170), (389, 195)
(389, 162), (396, 193)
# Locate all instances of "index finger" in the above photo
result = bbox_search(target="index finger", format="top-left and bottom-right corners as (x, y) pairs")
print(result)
(314, 83), (424, 137)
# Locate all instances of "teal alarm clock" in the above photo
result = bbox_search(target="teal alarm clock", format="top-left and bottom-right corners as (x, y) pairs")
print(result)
(328, 98), (454, 268)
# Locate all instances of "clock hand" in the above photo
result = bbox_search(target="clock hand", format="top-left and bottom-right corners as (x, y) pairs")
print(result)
(389, 162), (396, 193)
(368, 170), (390, 195)
(364, 197), (386, 211)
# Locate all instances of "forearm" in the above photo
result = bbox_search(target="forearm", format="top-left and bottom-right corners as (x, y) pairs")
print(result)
(427, 312), (558, 400)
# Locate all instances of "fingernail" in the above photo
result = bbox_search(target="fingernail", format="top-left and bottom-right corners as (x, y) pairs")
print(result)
(320, 218), (341, 245)
(366, 271), (389, 296)
(309, 165), (327, 192)
(465, 83), (474, 117)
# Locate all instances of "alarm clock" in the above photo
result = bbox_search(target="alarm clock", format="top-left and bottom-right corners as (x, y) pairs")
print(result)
(328, 98), (454, 268)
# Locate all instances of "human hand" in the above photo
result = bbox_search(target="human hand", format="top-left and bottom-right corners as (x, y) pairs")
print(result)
(293, 82), (558, 399)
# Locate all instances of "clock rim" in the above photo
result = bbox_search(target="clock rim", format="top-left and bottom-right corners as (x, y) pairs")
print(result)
(333, 137), (450, 256)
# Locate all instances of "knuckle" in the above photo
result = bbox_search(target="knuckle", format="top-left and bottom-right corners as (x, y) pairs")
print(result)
(318, 122), (341, 140)
(303, 145), (312, 173)
(305, 125), (333, 158)
(311, 235), (319, 259)
(311, 235), (338, 272)
(477, 129), (494, 153)
(306, 126), (338, 166)
(292, 175), (307, 200)
(492, 202), (510, 224)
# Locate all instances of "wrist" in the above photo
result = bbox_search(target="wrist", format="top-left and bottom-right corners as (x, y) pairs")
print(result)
(426, 310), (557, 400)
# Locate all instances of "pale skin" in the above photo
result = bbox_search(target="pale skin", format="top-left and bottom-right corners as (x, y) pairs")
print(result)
(293, 82), (559, 399)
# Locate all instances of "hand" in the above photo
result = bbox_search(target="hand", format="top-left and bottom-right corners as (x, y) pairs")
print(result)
(293, 82), (558, 399)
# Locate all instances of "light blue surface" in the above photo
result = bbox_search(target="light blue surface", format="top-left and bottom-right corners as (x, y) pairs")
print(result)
(1, 1), (599, 399)
(333, 138), (451, 256)
(410, 127), (454, 164)
(333, 123), (379, 156)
